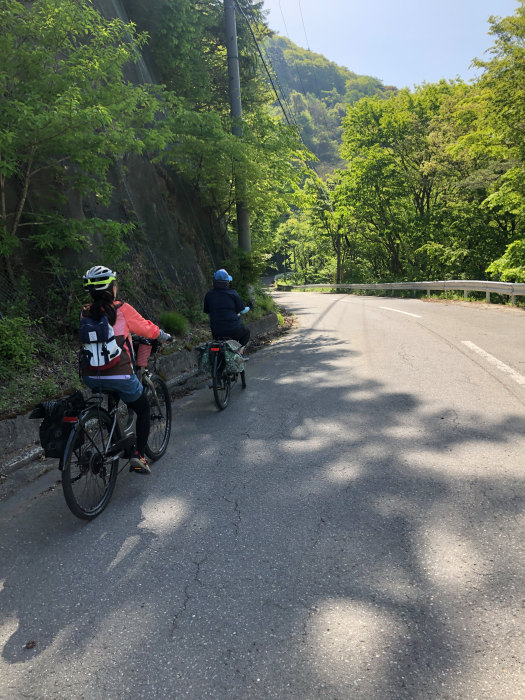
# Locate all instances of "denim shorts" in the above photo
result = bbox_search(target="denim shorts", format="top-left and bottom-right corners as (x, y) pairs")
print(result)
(82, 374), (143, 404)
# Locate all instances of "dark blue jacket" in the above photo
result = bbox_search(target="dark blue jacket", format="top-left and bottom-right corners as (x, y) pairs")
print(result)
(203, 286), (245, 337)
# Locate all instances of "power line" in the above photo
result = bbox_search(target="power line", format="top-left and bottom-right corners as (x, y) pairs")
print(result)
(298, 0), (311, 51)
(278, 0), (291, 39)
(234, 2), (335, 215)
(233, 0), (292, 126)
(242, 6), (303, 128)
(290, 0), (332, 134)
(270, 0), (310, 99)
(264, 1), (332, 140)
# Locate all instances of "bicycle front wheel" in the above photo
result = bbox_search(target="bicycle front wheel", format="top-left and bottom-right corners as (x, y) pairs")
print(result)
(212, 354), (231, 410)
(61, 407), (119, 520)
(144, 374), (172, 460)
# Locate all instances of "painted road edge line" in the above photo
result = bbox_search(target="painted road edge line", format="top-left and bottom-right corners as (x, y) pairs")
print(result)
(379, 306), (421, 318)
(462, 340), (525, 386)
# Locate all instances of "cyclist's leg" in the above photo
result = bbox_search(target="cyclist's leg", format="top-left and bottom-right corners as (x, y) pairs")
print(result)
(83, 374), (151, 474)
(127, 392), (150, 456)
(122, 378), (151, 474)
(227, 326), (250, 353)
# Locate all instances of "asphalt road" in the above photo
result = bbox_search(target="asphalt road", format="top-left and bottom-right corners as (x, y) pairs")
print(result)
(1, 292), (524, 699)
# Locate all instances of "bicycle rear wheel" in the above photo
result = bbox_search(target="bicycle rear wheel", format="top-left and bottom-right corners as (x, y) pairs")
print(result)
(212, 354), (231, 410)
(61, 407), (119, 520)
(144, 374), (172, 460)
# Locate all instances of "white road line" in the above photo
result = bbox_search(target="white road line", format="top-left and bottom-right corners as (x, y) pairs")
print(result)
(462, 341), (525, 386)
(379, 306), (421, 318)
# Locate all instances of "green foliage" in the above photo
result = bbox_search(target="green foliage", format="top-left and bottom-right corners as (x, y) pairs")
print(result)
(145, 1), (308, 247)
(469, 3), (525, 219)
(252, 290), (277, 317)
(486, 239), (525, 282)
(0, 317), (37, 381)
(222, 250), (267, 300)
(0, 0), (168, 280)
(269, 3), (525, 286)
(331, 77), (517, 281)
(159, 311), (190, 337)
(274, 1), (525, 286)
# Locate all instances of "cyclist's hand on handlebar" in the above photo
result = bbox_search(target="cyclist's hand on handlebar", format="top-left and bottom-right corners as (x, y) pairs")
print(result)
(157, 329), (172, 343)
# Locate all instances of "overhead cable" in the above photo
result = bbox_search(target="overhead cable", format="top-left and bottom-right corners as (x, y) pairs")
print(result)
(233, 0), (291, 126)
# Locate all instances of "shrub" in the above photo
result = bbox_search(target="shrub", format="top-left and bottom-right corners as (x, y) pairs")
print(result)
(0, 316), (37, 381)
(255, 293), (277, 314)
(159, 310), (190, 336)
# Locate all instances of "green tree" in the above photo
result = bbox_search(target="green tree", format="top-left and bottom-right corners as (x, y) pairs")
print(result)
(302, 176), (346, 283)
(274, 213), (332, 284)
(336, 81), (512, 281)
(463, 2), (525, 279)
(0, 0), (167, 283)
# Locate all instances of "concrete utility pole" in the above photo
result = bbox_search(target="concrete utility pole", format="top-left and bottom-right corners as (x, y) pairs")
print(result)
(224, 0), (251, 253)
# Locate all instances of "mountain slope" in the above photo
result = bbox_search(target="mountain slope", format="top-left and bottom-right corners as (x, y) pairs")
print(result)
(264, 35), (396, 174)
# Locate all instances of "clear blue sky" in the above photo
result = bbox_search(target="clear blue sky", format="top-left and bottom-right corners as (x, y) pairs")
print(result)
(261, 0), (520, 88)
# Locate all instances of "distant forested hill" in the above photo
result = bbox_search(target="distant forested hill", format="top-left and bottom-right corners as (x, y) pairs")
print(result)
(264, 35), (397, 174)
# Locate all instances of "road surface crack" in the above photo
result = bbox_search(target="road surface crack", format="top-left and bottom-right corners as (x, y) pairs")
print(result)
(170, 555), (206, 636)
(223, 495), (242, 537)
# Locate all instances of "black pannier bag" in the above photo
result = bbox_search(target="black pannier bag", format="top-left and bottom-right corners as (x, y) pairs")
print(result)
(29, 391), (86, 458)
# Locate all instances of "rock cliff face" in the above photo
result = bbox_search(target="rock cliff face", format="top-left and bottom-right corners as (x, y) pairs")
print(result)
(88, 0), (226, 298)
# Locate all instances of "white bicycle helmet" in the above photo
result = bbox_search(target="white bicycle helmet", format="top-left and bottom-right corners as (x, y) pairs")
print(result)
(83, 265), (117, 291)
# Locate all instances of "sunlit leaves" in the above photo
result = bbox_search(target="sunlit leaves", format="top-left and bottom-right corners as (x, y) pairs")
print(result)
(0, 0), (167, 274)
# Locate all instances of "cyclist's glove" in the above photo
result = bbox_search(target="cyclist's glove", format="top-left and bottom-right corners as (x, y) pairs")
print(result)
(240, 306), (250, 315)
(157, 329), (171, 343)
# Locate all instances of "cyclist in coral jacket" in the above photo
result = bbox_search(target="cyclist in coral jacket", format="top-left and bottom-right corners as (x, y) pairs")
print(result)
(80, 266), (170, 474)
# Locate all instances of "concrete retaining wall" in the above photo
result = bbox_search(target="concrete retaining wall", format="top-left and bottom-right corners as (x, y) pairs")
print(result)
(0, 313), (279, 477)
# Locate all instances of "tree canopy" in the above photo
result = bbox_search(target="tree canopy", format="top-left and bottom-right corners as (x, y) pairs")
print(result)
(0, 0), (167, 283)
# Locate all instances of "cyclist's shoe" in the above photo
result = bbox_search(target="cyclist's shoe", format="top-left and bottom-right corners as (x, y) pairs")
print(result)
(129, 451), (151, 474)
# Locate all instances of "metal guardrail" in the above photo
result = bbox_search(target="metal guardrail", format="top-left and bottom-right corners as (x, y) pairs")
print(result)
(277, 280), (525, 304)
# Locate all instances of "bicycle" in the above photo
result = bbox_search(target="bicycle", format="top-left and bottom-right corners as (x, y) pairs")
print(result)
(207, 340), (246, 410)
(60, 337), (172, 520)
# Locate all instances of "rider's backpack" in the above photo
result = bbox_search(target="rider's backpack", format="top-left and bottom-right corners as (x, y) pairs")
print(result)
(79, 313), (121, 371)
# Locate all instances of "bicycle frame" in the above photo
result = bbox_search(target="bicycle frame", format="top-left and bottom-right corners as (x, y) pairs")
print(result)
(208, 340), (246, 410)
(61, 336), (166, 468)
(59, 394), (130, 471)
(59, 335), (171, 519)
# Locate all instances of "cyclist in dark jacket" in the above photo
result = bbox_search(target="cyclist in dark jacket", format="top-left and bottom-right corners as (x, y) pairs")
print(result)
(203, 269), (251, 349)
